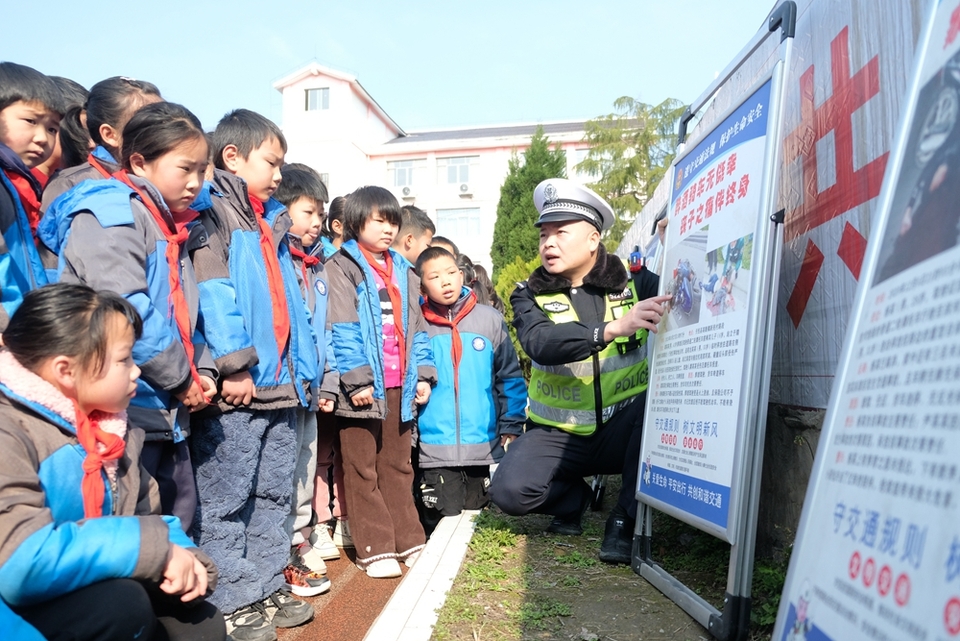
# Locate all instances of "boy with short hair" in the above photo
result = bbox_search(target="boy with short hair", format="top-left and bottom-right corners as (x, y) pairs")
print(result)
(414, 246), (527, 533)
(189, 109), (319, 640)
(273, 163), (341, 578)
(0, 62), (61, 328)
(393, 204), (435, 265)
(429, 235), (459, 259)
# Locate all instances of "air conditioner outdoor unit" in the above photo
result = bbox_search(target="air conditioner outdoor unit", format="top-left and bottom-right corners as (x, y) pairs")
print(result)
(400, 185), (416, 199)
(458, 182), (472, 197)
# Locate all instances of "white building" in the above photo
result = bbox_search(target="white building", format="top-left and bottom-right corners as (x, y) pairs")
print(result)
(273, 62), (594, 268)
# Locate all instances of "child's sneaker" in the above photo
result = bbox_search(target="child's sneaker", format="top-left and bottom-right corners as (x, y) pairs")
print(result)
(295, 541), (327, 574)
(308, 523), (341, 560)
(282, 554), (331, 598)
(403, 550), (421, 568)
(225, 602), (277, 641)
(262, 588), (315, 628)
(333, 518), (354, 548)
(362, 557), (402, 578)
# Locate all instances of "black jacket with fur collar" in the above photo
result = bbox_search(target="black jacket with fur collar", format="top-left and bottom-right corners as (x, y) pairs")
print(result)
(510, 244), (659, 367)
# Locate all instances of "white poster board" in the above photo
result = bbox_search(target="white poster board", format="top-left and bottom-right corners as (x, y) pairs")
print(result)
(774, 1), (960, 639)
(637, 76), (775, 542)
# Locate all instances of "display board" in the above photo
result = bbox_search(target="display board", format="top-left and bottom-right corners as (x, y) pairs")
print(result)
(637, 76), (775, 543)
(774, 1), (960, 639)
(630, 5), (797, 640)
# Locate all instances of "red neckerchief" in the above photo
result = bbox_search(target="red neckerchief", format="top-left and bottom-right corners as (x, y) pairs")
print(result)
(421, 292), (476, 395)
(358, 246), (406, 377)
(72, 399), (125, 518)
(249, 196), (290, 378)
(289, 244), (320, 287)
(113, 170), (203, 391)
(30, 167), (50, 190)
(3, 169), (42, 240)
(87, 153), (114, 179)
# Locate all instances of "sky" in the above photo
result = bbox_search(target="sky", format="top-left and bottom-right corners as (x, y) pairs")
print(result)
(2, 0), (776, 132)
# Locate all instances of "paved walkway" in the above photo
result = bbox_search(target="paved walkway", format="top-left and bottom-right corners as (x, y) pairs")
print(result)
(277, 511), (477, 641)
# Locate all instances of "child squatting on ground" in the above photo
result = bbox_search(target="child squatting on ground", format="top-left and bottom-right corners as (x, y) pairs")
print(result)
(0, 284), (224, 641)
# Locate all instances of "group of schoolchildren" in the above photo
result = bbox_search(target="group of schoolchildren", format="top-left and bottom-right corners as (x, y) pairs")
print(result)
(0, 61), (527, 641)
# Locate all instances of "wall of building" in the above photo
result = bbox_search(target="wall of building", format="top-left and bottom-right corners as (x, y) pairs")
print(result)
(277, 64), (593, 269)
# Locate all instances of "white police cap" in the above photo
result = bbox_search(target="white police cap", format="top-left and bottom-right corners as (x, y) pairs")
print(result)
(533, 178), (614, 232)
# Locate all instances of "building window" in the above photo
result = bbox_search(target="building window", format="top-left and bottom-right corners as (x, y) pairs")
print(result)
(573, 148), (597, 178)
(437, 156), (478, 184)
(436, 208), (481, 241)
(305, 88), (329, 111)
(388, 159), (426, 187)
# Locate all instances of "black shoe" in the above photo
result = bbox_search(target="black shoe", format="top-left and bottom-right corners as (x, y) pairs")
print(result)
(598, 505), (635, 564)
(225, 602), (277, 641)
(545, 489), (590, 536)
(262, 588), (314, 629)
(546, 516), (583, 536)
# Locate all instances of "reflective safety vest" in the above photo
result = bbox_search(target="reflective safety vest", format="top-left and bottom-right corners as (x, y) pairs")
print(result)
(528, 279), (649, 435)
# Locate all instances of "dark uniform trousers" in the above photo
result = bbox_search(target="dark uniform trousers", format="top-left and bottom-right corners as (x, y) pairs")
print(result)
(490, 391), (645, 522)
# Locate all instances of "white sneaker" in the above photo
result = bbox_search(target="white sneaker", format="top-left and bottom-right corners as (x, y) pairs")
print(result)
(308, 524), (341, 560)
(295, 542), (327, 574)
(363, 557), (402, 578)
(403, 550), (420, 568)
(333, 519), (354, 549)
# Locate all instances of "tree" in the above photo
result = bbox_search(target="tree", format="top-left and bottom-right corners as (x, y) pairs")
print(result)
(494, 255), (542, 380)
(490, 126), (567, 280)
(577, 97), (685, 250)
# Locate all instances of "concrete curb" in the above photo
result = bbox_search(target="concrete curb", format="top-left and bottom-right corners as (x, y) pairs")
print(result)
(364, 510), (480, 641)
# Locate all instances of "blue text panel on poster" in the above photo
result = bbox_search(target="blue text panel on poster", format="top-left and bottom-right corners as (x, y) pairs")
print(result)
(640, 465), (731, 528)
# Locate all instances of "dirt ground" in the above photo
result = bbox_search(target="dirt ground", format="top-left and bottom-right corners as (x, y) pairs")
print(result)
(432, 478), (718, 641)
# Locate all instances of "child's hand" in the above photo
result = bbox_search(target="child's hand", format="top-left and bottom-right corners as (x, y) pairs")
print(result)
(221, 371), (257, 406)
(199, 376), (217, 402)
(318, 398), (335, 413)
(161, 544), (208, 602)
(500, 434), (518, 451)
(414, 382), (431, 405)
(176, 380), (208, 412)
(350, 386), (373, 407)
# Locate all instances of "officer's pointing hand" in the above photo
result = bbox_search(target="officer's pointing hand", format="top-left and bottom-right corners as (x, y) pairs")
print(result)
(605, 294), (672, 341)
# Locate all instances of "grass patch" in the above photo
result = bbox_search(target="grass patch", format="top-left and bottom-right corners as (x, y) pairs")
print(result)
(650, 510), (791, 638)
(432, 477), (790, 640)
(519, 595), (571, 630)
(554, 548), (600, 569)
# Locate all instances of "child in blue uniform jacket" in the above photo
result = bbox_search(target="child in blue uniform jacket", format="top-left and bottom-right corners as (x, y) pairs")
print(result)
(414, 246), (527, 532)
(323, 186), (437, 579)
(0, 62), (62, 329)
(188, 109), (318, 638)
(0, 284), (222, 641)
(273, 163), (338, 589)
(40, 102), (217, 536)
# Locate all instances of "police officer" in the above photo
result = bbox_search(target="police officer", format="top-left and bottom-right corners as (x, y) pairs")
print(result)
(490, 178), (669, 564)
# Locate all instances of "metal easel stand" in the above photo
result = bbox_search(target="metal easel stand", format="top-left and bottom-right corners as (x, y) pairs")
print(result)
(631, 3), (796, 640)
